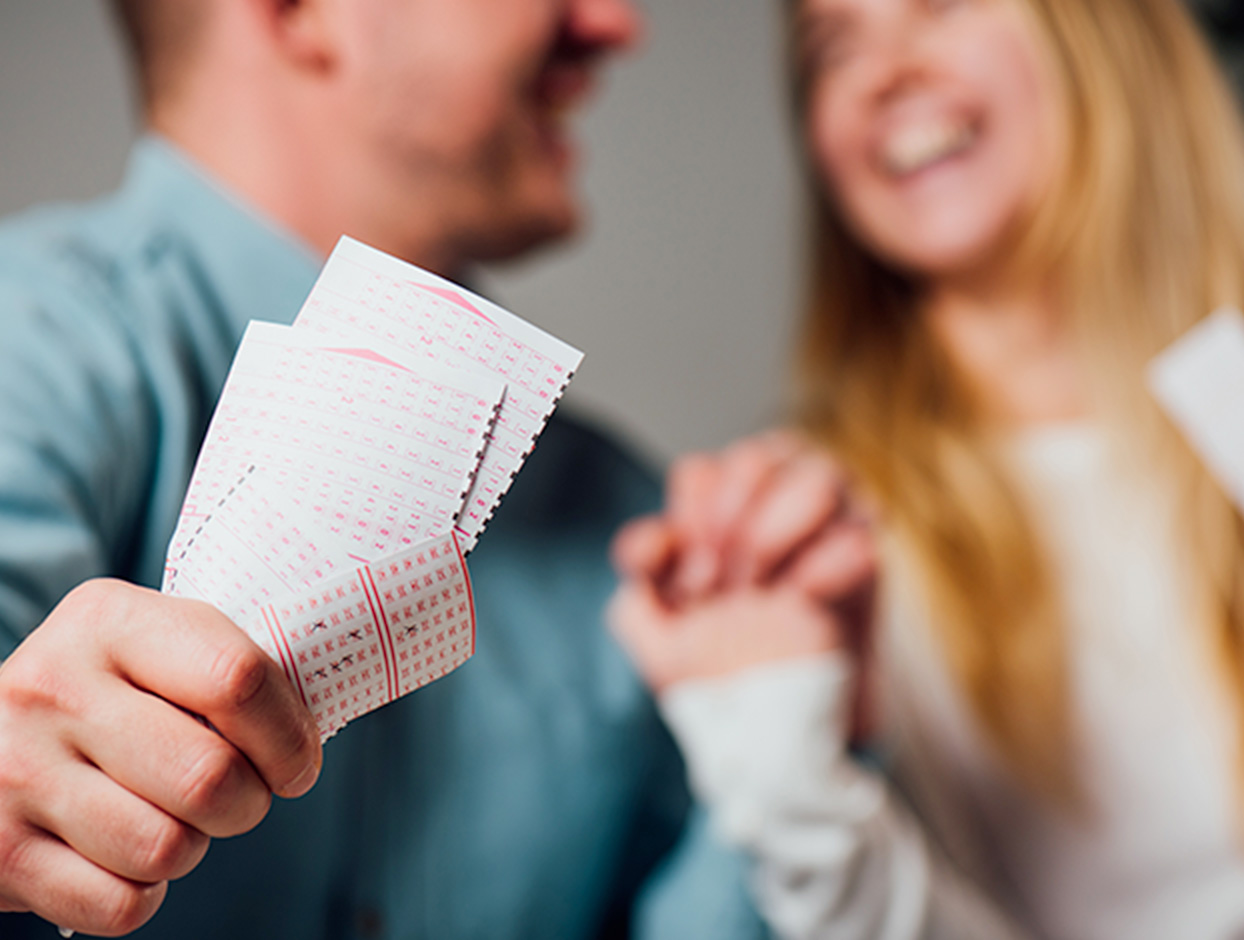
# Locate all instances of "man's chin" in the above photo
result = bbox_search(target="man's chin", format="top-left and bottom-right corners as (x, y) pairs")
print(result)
(469, 204), (583, 265)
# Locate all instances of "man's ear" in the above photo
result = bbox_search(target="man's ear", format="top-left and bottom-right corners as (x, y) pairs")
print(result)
(245, 0), (341, 73)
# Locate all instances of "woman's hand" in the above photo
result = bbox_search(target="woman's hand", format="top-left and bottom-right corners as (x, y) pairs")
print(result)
(609, 580), (843, 695)
(610, 431), (879, 734)
(614, 430), (876, 608)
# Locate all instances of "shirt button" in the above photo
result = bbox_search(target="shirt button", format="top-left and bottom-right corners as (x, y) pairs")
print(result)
(356, 908), (385, 938)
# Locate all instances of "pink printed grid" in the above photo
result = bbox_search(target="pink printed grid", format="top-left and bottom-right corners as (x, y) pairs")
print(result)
(167, 326), (501, 572)
(242, 533), (475, 740)
(163, 468), (355, 625)
(295, 250), (581, 548)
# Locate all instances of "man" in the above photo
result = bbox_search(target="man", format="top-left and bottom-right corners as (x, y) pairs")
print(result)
(0, 1), (767, 936)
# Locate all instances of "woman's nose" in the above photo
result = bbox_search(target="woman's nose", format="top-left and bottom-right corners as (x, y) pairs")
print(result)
(855, 18), (931, 107)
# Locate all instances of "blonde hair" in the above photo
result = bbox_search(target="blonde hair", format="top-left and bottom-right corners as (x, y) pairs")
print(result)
(792, 0), (1244, 802)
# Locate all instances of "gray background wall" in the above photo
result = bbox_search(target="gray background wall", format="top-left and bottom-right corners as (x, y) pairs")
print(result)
(0, 0), (803, 467)
(6, 2), (1238, 468)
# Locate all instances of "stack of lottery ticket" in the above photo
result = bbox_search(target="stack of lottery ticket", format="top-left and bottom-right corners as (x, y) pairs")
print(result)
(162, 236), (583, 740)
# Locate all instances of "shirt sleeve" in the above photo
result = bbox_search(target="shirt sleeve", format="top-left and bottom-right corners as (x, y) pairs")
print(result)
(658, 656), (1031, 940)
(0, 278), (152, 655)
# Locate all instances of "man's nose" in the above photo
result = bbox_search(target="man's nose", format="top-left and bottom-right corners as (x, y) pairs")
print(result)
(567, 0), (645, 54)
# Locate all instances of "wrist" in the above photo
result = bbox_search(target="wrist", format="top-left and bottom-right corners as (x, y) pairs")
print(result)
(659, 653), (856, 842)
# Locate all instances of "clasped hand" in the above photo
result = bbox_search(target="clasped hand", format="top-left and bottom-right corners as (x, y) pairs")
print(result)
(610, 431), (878, 724)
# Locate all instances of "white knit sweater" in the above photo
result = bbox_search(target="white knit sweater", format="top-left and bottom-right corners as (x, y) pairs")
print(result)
(660, 425), (1244, 940)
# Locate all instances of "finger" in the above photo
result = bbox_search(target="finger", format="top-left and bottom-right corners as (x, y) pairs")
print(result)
(667, 453), (720, 540)
(611, 515), (679, 581)
(666, 454), (725, 599)
(726, 454), (847, 585)
(0, 824), (167, 937)
(23, 757), (209, 884)
(70, 675), (270, 839)
(80, 583), (322, 800)
(611, 581), (844, 694)
(783, 521), (878, 604)
(607, 582), (681, 693)
(705, 431), (808, 552)
(607, 581), (672, 648)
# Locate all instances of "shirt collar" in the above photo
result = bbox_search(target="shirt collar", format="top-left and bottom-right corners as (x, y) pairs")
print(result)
(120, 134), (323, 340)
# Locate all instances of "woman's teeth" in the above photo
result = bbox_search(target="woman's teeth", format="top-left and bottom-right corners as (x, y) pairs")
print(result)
(881, 120), (976, 177)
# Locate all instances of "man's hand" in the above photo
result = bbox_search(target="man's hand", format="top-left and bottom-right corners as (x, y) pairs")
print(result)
(0, 580), (322, 936)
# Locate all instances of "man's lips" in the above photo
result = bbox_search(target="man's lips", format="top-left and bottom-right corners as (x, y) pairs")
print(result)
(532, 61), (596, 116)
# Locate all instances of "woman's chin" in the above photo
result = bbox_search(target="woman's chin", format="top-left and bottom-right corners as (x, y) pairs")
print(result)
(866, 226), (1019, 287)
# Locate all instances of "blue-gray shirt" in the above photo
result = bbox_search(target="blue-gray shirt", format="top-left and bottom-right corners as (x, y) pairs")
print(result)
(0, 139), (763, 939)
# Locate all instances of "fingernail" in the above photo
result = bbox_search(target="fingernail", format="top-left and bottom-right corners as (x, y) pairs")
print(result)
(283, 760), (320, 798)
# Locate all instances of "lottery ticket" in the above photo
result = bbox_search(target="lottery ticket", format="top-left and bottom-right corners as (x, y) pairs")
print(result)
(165, 321), (505, 577)
(237, 531), (475, 741)
(294, 237), (584, 549)
(163, 241), (579, 737)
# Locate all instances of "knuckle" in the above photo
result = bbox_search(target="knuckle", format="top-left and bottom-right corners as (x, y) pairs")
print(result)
(0, 653), (77, 718)
(132, 815), (201, 882)
(743, 500), (789, 544)
(176, 740), (246, 819)
(60, 578), (131, 628)
(96, 881), (163, 937)
(59, 578), (109, 614)
(0, 822), (38, 886)
(205, 643), (269, 715)
(0, 733), (36, 797)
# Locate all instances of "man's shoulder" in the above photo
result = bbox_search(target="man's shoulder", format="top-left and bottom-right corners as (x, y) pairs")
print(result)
(0, 188), (153, 326)
(0, 187), (152, 363)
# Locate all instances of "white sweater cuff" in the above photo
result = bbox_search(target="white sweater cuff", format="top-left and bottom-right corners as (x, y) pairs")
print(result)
(658, 654), (857, 845)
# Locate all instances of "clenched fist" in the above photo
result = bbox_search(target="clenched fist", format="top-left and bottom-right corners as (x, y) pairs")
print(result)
(0, 580), (321, 936)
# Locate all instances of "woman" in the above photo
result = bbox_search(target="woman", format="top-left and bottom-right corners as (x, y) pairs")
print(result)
(610, 0), (1244, 937)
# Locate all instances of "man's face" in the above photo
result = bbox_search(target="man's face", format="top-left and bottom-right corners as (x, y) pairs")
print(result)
(333, 0), (641, 269)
